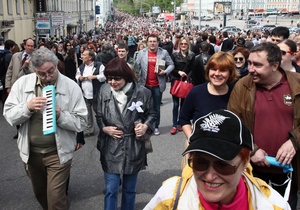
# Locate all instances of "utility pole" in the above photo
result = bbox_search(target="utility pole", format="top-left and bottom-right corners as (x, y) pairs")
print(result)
(173, 0), (176, 27)
(79, 0), (82, 34)
(198, 1), (201, 30)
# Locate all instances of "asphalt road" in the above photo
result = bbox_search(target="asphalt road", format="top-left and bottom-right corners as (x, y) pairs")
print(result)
(0, 83), (186, 210)
(191, 16), (299, 30)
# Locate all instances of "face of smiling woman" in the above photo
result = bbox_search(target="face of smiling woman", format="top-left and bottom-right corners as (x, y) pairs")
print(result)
(192, 153), (246, 205)
(107, 76), (126, 91)
(208, 67), (230, 88)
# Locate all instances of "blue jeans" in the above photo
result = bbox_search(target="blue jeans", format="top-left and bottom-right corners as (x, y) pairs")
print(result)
(172, 95), (184, 127)
(145, 85), (162, 128)
(104, 172), (138, 210)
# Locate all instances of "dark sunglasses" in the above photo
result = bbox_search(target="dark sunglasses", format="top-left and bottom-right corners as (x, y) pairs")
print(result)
(281, 50), (293, 56)
(107, 76), (123, 81)
(188, 157), (242, 175)
(234, 57), (244, 62)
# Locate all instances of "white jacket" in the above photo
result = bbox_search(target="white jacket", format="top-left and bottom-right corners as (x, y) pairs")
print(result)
(3, 72), (88, 164)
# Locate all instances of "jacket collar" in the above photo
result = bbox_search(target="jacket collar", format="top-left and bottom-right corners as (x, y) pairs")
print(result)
(242, 69), (300, 96)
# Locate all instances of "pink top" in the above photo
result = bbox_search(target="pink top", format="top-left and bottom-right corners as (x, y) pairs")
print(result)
(198, 177), (249, 210)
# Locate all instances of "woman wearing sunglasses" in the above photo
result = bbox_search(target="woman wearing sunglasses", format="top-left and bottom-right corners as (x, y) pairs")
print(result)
(96, 57), (155, 210)
(232, 47), (250, 79)
(169, 37), (195, 135)
(144, 109), (291, 210)
(277, 39), (300, 73)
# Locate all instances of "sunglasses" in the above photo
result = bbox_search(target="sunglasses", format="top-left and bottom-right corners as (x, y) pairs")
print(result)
(281, 50), (294, 56)
(107, 76), (123, 81)
(234, 57), (244, 62)
(188, 157), (242, 175)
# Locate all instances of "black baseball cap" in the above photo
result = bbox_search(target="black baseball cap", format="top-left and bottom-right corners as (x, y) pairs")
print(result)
(237, 37), (246, 46)
(182, 109), (253, 161)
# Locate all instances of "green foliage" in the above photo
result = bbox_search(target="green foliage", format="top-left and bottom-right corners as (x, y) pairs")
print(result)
(114, 0), (183, 16)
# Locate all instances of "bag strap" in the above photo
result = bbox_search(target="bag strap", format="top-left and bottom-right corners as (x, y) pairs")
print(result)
(172, 177), (183, 210)
(181, 75), (191, 83)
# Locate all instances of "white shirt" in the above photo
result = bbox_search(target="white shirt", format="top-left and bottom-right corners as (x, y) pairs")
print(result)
(77, 62), (94, 99)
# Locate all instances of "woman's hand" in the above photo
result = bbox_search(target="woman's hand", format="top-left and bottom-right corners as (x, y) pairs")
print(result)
(134, 123), (148, 138)
(178, 71), (187, 77)
(102, 126), (124, 139)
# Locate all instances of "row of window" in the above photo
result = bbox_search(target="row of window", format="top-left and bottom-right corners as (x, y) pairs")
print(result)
(0, 0), (93, 16)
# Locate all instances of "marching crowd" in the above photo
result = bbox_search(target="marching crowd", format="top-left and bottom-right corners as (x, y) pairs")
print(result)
(1, 8), (300, 210)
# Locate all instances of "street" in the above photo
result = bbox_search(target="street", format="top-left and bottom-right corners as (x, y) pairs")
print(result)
(190, 16), (298, 30)
(0, 83), (185, 210)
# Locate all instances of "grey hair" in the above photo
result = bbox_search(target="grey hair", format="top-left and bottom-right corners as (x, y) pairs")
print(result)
(30, 48), (59, 69)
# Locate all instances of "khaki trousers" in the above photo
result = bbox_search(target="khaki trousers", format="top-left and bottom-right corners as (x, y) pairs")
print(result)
(25, 151), (71, 210)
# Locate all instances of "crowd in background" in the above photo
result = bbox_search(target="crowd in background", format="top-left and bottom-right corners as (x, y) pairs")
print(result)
(1, 7), (300, 210)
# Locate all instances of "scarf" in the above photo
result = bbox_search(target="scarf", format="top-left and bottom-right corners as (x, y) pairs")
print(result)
(111, 82), (133, 113)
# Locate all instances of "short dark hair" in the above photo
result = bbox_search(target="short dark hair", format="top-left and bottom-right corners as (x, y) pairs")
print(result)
(118, 41), (129, 51)
(84, 49), (96, 61)
(271, 26), (290, 40)
(250, 42), (281, 67)
(209, 35), (216, 44)
(104, 57), (137, 83)
(146, 34), (158, 42)
(222, 31), (229, 38)
(4, 40), (16, 50)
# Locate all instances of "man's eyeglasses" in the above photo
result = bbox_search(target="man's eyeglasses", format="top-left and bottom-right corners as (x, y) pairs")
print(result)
(36, 65), (56, 79)
(107, 76), (123, 81)
(234, 57), (244, 62)
(281, 50), (294, 56)
(188, 157), (242, 175)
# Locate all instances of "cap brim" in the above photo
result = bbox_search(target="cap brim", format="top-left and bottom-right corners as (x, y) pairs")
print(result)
(182, 138), (242, 161)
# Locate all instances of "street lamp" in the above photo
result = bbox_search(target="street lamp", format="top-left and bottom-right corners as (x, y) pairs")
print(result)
(199, 0), (202, 30)
(171, 1), (176, 27)
(134, 0), (152, 14)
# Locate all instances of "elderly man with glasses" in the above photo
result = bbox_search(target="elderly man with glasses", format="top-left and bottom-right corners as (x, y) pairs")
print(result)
(3, 48), (87, 209)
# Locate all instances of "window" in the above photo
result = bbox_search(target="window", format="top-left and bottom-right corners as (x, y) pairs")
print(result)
(23, 0), (28, 14)
(16, 0), (21, 15)
(0, 0), (3, 15)
(7, 0), (13, 15)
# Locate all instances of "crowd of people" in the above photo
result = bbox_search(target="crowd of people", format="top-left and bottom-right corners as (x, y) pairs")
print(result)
(1, 8), (300, 209)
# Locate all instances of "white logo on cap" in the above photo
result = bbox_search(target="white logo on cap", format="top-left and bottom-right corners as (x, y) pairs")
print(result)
(200, 114), (229, 132)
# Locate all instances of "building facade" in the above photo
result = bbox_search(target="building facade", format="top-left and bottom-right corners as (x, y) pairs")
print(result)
(0, 0), (112, 45)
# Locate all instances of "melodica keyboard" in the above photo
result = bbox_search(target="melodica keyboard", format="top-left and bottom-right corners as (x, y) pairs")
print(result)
(42, 85), (56, 135)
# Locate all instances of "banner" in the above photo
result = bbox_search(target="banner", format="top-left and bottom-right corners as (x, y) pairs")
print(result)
(214, 2), (232, 15)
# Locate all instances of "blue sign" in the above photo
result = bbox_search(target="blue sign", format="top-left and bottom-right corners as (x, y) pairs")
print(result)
(95, 5), (100, 15)
(36, 22), (50, 29)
